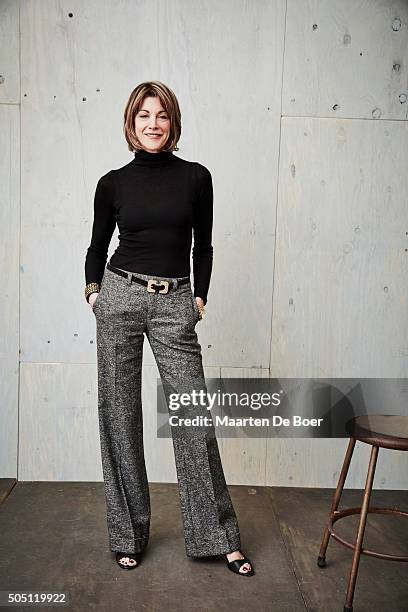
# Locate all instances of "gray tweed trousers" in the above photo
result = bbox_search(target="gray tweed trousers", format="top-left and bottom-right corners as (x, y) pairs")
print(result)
(93, 264), (242, 557)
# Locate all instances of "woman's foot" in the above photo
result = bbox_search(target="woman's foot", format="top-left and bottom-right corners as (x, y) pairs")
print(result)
(224, 550), (254, 576)
(115, 551), (142, 570)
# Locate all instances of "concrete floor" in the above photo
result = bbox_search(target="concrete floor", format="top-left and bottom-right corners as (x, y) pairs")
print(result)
(0, 480), (407, 611)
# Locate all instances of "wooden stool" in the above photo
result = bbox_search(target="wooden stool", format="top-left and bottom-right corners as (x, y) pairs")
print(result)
(317, 415), (408, 611)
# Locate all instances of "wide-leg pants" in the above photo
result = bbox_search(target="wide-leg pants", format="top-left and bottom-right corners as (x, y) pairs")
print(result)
(93, 264), (242, 557)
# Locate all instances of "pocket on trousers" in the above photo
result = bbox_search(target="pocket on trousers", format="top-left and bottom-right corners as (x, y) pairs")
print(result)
(92, 295), (101, 314)
(92, 278), (106, 314)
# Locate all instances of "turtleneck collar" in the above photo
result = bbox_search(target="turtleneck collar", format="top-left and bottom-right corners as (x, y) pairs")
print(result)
(132, 148), (175, 167)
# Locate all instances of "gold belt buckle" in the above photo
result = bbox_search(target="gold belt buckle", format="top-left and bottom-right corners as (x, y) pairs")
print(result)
(147, 279), (170, 294)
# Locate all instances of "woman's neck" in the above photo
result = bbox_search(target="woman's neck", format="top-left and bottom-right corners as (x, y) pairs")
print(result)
(132, 148), (175, 167)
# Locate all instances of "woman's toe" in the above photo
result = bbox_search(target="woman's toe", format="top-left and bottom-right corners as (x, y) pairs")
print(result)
(120, 556), (136, 566)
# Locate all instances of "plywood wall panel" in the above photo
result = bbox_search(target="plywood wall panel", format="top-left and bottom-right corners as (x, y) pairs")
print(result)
(19, 363), (102, 480)
(283, 0), (408, 120)
(265, 438), (408, 489)
(18, 361), (166, 481)
(0, 0), (19, 104)
(0, 104), (20, 477)
(271, 117), (408, 378)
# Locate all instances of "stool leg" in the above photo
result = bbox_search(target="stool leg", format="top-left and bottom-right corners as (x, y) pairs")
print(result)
(317, 437), (356, 567)
(343, 444), (379, 612)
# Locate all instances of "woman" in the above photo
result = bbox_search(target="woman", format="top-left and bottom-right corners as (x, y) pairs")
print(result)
(84, 81), (254, 576)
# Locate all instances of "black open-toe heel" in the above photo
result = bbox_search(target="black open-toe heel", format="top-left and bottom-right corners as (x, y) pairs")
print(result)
(115, 551), (142, 570)
(222, 552), (254, 576)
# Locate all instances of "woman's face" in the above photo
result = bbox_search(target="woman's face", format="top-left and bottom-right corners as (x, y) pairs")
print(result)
(135, 96), (171, 152)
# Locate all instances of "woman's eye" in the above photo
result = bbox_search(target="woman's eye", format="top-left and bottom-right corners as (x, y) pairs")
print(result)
(139, 115), (168, 119)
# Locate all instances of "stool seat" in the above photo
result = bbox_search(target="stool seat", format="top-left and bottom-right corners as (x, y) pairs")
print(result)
(346, 415), (408, 450)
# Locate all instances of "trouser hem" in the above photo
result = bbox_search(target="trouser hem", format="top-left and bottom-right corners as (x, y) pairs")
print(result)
(110, 537), (149, 554)
(185, 532), (242, 558)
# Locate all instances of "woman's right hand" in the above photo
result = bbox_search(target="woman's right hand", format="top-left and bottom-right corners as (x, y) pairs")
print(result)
(88, 292), (99, 308)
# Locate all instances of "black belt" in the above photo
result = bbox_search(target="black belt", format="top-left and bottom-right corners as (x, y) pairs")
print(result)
(106, 262), (190, 294)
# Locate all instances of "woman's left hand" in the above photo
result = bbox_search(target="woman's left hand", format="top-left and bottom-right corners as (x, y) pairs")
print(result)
(195, 297), (205, 319)
(195, 297), (205, 310)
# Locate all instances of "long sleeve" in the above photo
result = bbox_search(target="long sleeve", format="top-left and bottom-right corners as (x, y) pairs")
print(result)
(85, 170), (116, 287)
(192, 164), (213, 305)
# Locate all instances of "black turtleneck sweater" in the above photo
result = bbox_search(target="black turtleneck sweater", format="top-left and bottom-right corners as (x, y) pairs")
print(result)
(85, 149), (213, 305)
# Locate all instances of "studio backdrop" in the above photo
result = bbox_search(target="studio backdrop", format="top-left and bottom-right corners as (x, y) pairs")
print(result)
(1, 0), (407, 488)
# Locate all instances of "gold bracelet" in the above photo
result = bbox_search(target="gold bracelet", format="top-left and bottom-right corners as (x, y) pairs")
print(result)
(85, 282), (100, 302)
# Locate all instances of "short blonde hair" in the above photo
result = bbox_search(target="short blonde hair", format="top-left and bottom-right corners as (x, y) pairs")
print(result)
(123, 81), (181, 152)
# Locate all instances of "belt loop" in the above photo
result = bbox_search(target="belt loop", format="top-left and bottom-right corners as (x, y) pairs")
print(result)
(126, 273), (133, 286)
(172, 279), (179, 291)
